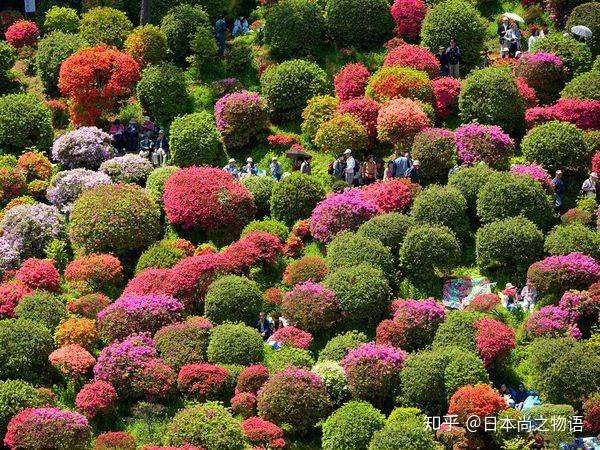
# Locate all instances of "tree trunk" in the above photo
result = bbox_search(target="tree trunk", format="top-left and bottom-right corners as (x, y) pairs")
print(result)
(140, 0), (150, 25)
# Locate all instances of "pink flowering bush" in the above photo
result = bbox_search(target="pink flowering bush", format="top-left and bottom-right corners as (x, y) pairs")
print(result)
(510, 163), (553, 193)
(383, 44), (439, 79)
(525, 305), (580, 339)
(272, 326), (313, 349)
(49, 344), (96, 380)
(4, 407), (91, 449)
(336, 98), (379, 138)
(14, 258), (59, 292)
(525, 98), (600, 130)
(516, 77), (538, 108)
(527, 252), (600, 297)
(309, 189), (379, 243)
(75, 381), (118, 419)
(390, 0), (427, 40)
(454, 123), (514, 169)
(334, 63), (370, 101)
(473, 317), (516, 369)
(514, 52), (566, 104)
(214, 91), (269, 149)
(67, 293), (113, 319)
(242, 417), (285, 449)
(5, 20), (39, 48)
(0, 281), (31, 318)
(377, 98), (430, 149)
(231, 392), (257, 417)
(267, 133), (299, 150)
(177, 363), (229, 401)
(342, 343), (407, 405)
(467, 293), (501, 312)
(432, 77), (462, 119)
(65, 253), (124, 295)
(236, 364), (270, 394)
(360, 179), (414, 212)
(281, 281), (340, 333)
(93, 431), (136, 450)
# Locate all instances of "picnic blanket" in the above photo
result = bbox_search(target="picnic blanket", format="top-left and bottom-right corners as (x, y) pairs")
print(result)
(442, 277), (495, 309)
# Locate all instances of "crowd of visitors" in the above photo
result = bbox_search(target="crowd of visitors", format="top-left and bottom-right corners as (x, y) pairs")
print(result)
(108, 117), (169, 167)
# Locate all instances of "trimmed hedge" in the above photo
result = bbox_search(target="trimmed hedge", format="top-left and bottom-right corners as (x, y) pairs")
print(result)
(301, 95), (339, 142)
(204, 275), (262, 326)
(322, 401), (385, 450)
(318, 331), (368, 362)
(14, 291), (67, 331)
(326, 231), (394, 278)
(561, 70), (600, 100)
(0, 94), (53, 154)
(566, 3), (600, 56)
(241, 176), (276, 217)
(532, 33), (593, 77)
(79, 7), (132, 48)
(169, 112), (223, 167)
(448, 164), (496, 215)
(43, 6), (79, 33)
(544, 223), (600, 259)
(207, 322), (264, 366)
(160, 4), (211, 64)
(411, 128), (457, 185)
(242, 219), (289, 243)
(270, 173), (325, 226)
(410, 185), (469, 239)
(356, 213), (416, 252)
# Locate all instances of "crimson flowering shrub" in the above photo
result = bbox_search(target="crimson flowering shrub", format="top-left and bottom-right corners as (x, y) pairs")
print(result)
(454, 124), (514, 169)
(75, 381), (118, 419)
(510, 163), (553, 193)
(383, 44), (439, 79)
(65, 254), (124, 294)
(282, 256), (328, 286)
(336, 98), (379, 139)
(0, 282), (31, 318)
(281, 282), (340, 334)
(214, 91), (269, 149)
(93, 431), (136, 450)
(361, 178), (414, 213)
(0, 10), (22, 36)
(366, 67), (434, 103)
(221, 231), (283, 272)
(517, 77), (539, 108)
(272, 326), (313, 349)
(390, 0), (427, 40)
(267, 133), (299, 150)
(5, 20), (39, 48)
(342, 343), (407, 405)
(333, 63), (370, 101)
(242, 417), (285, 449)
(376, 98), (430, 149)
(154, 318), (212, 370)
(527, 252), (600, 297)
(15, 258), (59, 292)
(467, 293), (500, 312)
(432, 77), (462, 120)
(525, 98), (600, 130)
(514, 52), (566, 104)
(177, 363), (229, 401)
(49, 344), (96, 380)
(163, 167), (255, 242)
(58, 46), (140, 125)
(236, 364), (270, 394)
(447, 384), (506, 426)
(473, 317), (516, 369)
(584, 394), (600, 434)
(525, 305), (580, 339)
(4, 407), (91, 449)
(67, 294), (112, 319)
(231, 392), (257, 418)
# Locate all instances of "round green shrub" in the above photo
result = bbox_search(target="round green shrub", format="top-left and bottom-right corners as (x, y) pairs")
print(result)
(368, 418), (438, 450)
(125, 24), (168, 66)
(411, 129), (457, 185)
(264, 345), (314, 372)
(166, 402), (245, 450)
(448, 164), (496, 215)
(322, 400), (385, 450)
(137, 63), (190, 129)
(561, 70), (600, 100)
(522, 120), (589, 175)
(242, 219), (289, 243)
(35, 31), (87, 96)
(135, 239), (186, 274)
(0, 318), (53, 383)
(432, 311), (481, 352)
(241, 176), (276, 218)
(421, 0), (486, 73)
(525, 404), (575, 448)
(43, 6), (79, 33)
(325, 0), (393, 49)
(476, 172), (555, 231)
(154, 319), (212, 371)
(265, 0), (324, 59)
(0, 94), (53, 154)
(314, 114), (369, 157)
(0, 41), (17, 76)
(356, 213), (416, 253)
(14, 291), (67, 331)
(410, 185), (468, 239)
(323, 263), (390, 332)
(169, 112), (223, 167)
(270, 173), (326, 226)
(532, 33), (593, 77)
(161, 4), (211, 64)
(207, 322), (264, 365)
(459, 67), (525, 134)
(69, 183), (161, 256)
(386, 407), (426, 427)
(204, 275), (262, 326)
(79, 7), (132, 48)
(311, 360), (349, 406)
(326, 231), (394, 278)
(566, 3), (600, 56)
(476, 216), (544, 277)
(301, 95), (339, 142)
(399, 225), (460, 279)
(318, 331), (368, 362)
(145, 165), (178, 206)
(0, 380), (47, 438)
(545, 223), (600, 260)
(260, 59), (329, 121)
(190, 26), (218, 69)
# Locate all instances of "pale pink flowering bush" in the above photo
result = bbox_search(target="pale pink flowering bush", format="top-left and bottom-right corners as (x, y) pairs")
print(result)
(454, 123), (514, 169)
(510, 163), (553, 193)
(51, 127), (113, 170)
(49, 344), (96, 380)
(214, 91), (269, 149)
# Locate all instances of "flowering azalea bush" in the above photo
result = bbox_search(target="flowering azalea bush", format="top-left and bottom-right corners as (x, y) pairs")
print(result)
(231, 391), (257, 418)
(99, 154), (153, 184)
(383, 44), (439, 79)
(334, 63), (370, 101)
(314, 113), (369, 157)
(473, 317), (516, 369)
(5, 20), (39, 48)
(432, 77), (461, 119)
(447, 384), (506, 426)
(272, 326), (313, 349)
(177, 363), (229, 401)
(390, 0), (427, 40)
(0, 166), (27, 206)
(15, 258), (59, 292)
(67, 293), (113, 319)
(242, 417), (285, 449)
(0, 282), (31, 318)
(154, 318), (212, 371)
(361, 179), (414, 213)
(336, 98), (379, 139)
(366, 67), (433, 103)
(517, 76), (538, 108)
(49, 344), (96, 380)
(514, 52), (566, 104)
(510, 163), (553, 193)
(525, 98), (600, 130)
(54, 317), (98, 350)
(65, 254), (124, 294)
(93, 431), (136, 450)
(282, 256), (328, 287)
(281, 282), (340, 334)
(525, 305), (580, 339)
(75, 380), (117, 419)
(17, 152), (51, 182)
(454, 124), (514, 169)
(51, 127), (113, 170)
(467, 293), (500, 312)
(527, 252), (600, 296)
(214, 91), (269, 149)
(377, 98), (430, 149)
(236, 364), (270, 395)
(47, 169), (113, 213)
(584, 394), (600, 434)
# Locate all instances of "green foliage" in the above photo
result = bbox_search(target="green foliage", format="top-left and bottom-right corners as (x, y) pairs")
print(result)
(312, 360), (349, 406)
(79, 7), (133, 48)
(204, 275), (262, 325)
(531, 33), (593, 77)
(125, 25), (168, 66)
(270, 173), (325, 226)
(301, 95), (339, 142)
(264, 345), (314, 372)
(326, 232), (394, 279)
(0, 380), (47, 438)
(207, 322), (264, 365)
(241, 176), (276, 217)
(411, 185), (469, 239)
(242, 219), (289, 242)
(14, 291), (67, 331)
(356, 213), (416, 253)
(314, 114), (369, 157)
(432, 310), (481, 352)
(0, 41), (17, 76)
(43, 6), (79, 33)
(322, 401), (385, 450)
(411, 130), (457, 185)
(260, 59), (329, 121)
(368, 420), (438, 450)
(169, 112), (223, 167)
(566, 3), (600, 56)
(135, 240), (186, 273)
(545, 223), (600, 259)
(117, 102), (144, 125)
(44, 239), (70, 272)
(0, 94), (53, 154)
(318, 331), (368, 362)
(223, 38), (253, 74)
(265, 0), (324, 59)
(448, 164), (496, 215)
(146, 166), (178, 206)
(561, 70), (600, 100)
(161, 4), (211, 64)
(191, 26), (218, 69)
(325, 0), (393, 49)
(525, 404), (575, 448)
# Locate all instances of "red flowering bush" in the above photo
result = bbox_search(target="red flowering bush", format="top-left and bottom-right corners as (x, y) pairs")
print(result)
(163, 167), (255, 242)
(263, 287), (284, 307)
(334, 63), (370, 101)
(75, 380), (118, 419)
(67, 293), (113, 319)
(0, 166), (27, 206)
(366, 67), (434, 104)
(5, 20), (39, 48)
(390, 0), (427, 40)
(292, 219), (311, 239)
(447, 384), (507, 426)
(467, 293), (501, 312)
(336, 98), (379, 139)
(58, 45), (140, 125)
(283, 234), (304, 258)
(15, 258), (59, 292)
(514, 52), (566, 104)
(282, 256), (328, 287)
(0, 281), (31, 318)
(584, 393), (600, 434)
(177, 363), (229, 401)
(360, 179), (414, 212)
(272, 326), (313, 349)
(267, 133), (299, 150)
(49, 344), (96, 380)
(65, 254), (124, 294)
(432, 77), (462, 119)
(473, 317), (516, 369)
(93, 431), (136, 450)
(231, 392), (257, 418)
(516, 77), (538, 108)
(377, 98), (430, 149)
(242, 417), (285, 449)
(526, 99), (600, 130)
(17, 152), (52, 182)
(383, 44), (439, 79)
(236, 364), (270, 395)
(281, 282), (340, 333)
(221, 231), (283, 273)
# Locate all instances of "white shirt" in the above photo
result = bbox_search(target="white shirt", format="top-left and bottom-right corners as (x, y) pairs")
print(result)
(345, 156), (355, 173)
(528, 35), (538, 52)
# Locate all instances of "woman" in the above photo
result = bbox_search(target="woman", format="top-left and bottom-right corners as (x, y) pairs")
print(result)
(109, 119), (125, 154)
(361, 155), (377, 185)
(528, 26), (539, 52)
(300, 157), (311, 174)
(383, 161), (395, 181)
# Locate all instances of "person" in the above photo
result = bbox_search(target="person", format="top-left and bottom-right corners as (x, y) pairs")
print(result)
(232, 16), (249, 37)
(332, 154), (345, 180)
(109, 119), (125, 154)
(480, 49), (490, 68)
(405, 159), (421, 184)
(581, 172), (598, 199)
(269, 157), (282, 180)
(242, 157), (258, 176)
(361, 154), (377, 185)
(498, 15), (510, 47)
(141, 116), (155, 137)
(255, 311), (273, 340)
(152, 146), (167, 167)
(552, 170), (564, 210)
(520, 279), (537, 311)
(215, 13), (228, 58)
(223, 158), (239, 178)
(393, 151), (411, 178)
(300, 156), (311, 174)
(505, 21), (520, 57)
(500, 384), (515, 407)
(540, 24), (549, 38)
(383, 161), (395, 181)
(435, 46), (449, 76)
(343, 149), (356, 186)
(528, 26), (539, 52)
(139, 133), (153, 156)
(124, 119), (140, 153)
(446, 38), (461, 78)
(154, 129), (169, 152)
(509, 383), (531, 407)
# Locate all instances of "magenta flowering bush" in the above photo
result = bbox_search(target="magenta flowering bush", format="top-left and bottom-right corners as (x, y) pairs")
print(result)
(99, 154), (153, 184)
(525, 98), (600, 131)
(454, 123), (514, 169)
(214, 91), (269, 149)
(558, 290), (587, 323)
(432, 77), (462, 119)
(97, 294), (184, 342)
(47, 168), (112, 213)
(390, 0), (427, 40)
(309, 189), (379, 243)
(525, 305), (580, 339)
(4, 407), (91, 450)
(514, 52), (566, 104)
(75, 380), (118, 419)
(527, 252), (600, 297)
(333, 63), (370, 101)
(342, 343), (407, 405)
(281, 281), (340, 333)
(51, 126), (113, 169)
(509, 163), (553, 193)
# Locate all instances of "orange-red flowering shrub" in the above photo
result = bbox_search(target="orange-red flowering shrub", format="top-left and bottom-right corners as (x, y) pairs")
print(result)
(447, 384), (507, 426)
(54, 317), (98, 350)
(177, 363), (229, 401)
(0, 166), (27, 206)
(5, 20), (39, 48)
(17, 152), (52, 182)
(376, 98), (430, 149)
(467, 293), (501, 312)
(366, 67), (433, 103)
(49, 344), (96, 380)
(360, 179), (413, 212)
(383, 44), (439, 79)
(282, 256), (328, 286)
(236, 364), (270, 394)
(64, 254), (124, 294)
(15, 258), (60, 292)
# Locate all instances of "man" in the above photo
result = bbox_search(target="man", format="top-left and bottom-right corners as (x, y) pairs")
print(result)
(270, 157), (282, 180)
(215, 13), (228, 57)
(552, 170), (564, 210)
(343, 149), (355, 186)
(435, 46), (449, 76)
(393, 151), (411, 178)
(581, 171), (598, 199)
(242, 157), (258, 176)
(300, 156), (311, 174)
(446, 38), (461, 78)
(405, 159), (421, 184)
(232, 16), (249, 37)
(255, 311), (273, 340)
(332, 154), (345, 180)
(223, 158), (239, 178)
(155, 129), (169, 152)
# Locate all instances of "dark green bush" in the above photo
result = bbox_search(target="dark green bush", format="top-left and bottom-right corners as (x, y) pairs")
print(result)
(399, 225), (460, 279)
(325, 0), (393, 49)
(146, 165), (178, 207)
(410, 185), (468, 239)
(223, 38), (253, 74)
(531, 33), (593, 77)
(545, 223), (600, 259)
(154, 319), (211, 371)
(322, 401), (385, 450)
(204, 275), (262, 325)
(242, 219), (289, 243)
(561, 70), (600, 100)
(432, 310), (482, 353)
(207, 322), (264, 365)
(161, 4), (211, 64)
(14, 291), (67, 331)
(125, 24), (168, 66)
(169, 112), (223, 167)
(318, 331), (368, 362)
(79, 7), (132, 48)
(35, 31), (86, 96)
(0, 41), (17, 76)
(260, 59), (329, 121)
(0, 94), (53, 154)
(265, 0), (324, 59)
(369, 420), (438, 450)
(411, 129), (457, 185)
(566, 3), (600, 56)
(0, 380), (47, 438)
(448, 164), (496, 216)
(135, 240), (187, 274)
(191, 26), (218, 69)
(326, 232), (394, 279)
(526, 404), (575, 448)
(241, 176), (276, 217)
(356, 213), (416, 253)
(270, 173), (325, 226)
(43, 6), (79, 33)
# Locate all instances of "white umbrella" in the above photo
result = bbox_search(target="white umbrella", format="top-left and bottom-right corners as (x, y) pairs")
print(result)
(502, 12), (525, 23)
(571, 25), (593, 38)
